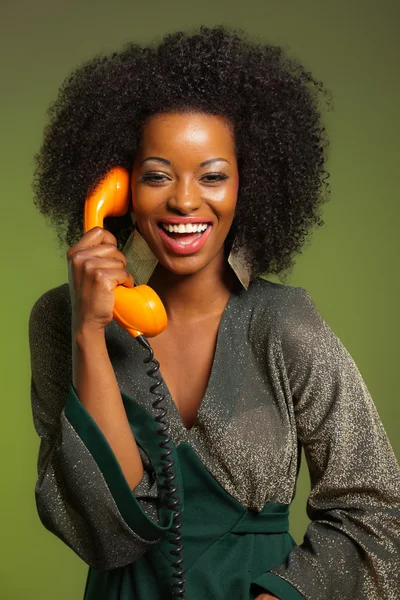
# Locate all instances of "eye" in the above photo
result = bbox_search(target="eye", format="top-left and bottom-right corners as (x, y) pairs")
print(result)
(139, 172), (170, 184)
(139, 172), (229, 184)
(201, 173), (229, 183)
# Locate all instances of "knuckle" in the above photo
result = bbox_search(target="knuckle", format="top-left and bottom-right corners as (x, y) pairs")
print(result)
(82, 259), (95, 273)
(94, 268), (105, 280)
(70, 251), (84, 265)
(104, 230), (117, 245)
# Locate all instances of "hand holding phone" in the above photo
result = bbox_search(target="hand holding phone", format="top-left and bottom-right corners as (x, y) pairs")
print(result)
(67, 167), (167, 339)
(67, 226), (135, 335)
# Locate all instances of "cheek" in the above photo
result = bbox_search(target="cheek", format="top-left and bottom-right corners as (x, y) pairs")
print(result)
(131, 187), (162, 218)
(214, 175), (239, 212)
(226, 174), (239, 218)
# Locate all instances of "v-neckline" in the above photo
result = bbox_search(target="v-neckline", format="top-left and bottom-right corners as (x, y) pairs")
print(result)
(157, 290), (238, 433)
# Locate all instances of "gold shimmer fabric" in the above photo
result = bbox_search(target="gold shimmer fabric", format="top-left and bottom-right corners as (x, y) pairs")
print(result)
(29, 277), (400, 599)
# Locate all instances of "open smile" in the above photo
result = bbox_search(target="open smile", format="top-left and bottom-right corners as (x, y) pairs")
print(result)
(156, 218), (213, 255)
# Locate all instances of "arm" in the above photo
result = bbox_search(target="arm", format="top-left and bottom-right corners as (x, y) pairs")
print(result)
(72, 322), (144, 490)
(29, 285), (173, 571)
(251, 287), (400, 600)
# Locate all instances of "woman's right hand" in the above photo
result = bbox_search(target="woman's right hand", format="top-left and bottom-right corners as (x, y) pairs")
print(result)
(67, 226), (134, 334)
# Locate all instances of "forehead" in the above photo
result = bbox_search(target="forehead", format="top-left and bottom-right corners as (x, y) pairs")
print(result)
(140, 112), (235, 156)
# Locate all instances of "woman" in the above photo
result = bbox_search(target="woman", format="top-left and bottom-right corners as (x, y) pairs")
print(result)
(29, 25), (400, 599)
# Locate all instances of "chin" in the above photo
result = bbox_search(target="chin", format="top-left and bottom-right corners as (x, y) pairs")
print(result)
(161, 255), (214, 277)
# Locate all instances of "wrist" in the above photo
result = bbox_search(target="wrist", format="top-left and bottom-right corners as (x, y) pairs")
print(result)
(74, 321), (106, 347)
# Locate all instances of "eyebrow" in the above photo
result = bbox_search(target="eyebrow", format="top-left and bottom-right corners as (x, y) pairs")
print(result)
(140, 156), (230, 167)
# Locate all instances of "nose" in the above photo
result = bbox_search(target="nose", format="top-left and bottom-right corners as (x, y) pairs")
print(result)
(166, 178), (202, 214)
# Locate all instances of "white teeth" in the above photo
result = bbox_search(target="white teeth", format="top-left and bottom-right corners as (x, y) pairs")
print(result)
(161, 222), (209, 233)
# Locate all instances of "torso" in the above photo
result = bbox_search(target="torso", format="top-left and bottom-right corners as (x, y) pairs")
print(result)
(149, 314), (222, 430)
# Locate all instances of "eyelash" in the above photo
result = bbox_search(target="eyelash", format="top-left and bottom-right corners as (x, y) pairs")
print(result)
(139, 172), (228, 184)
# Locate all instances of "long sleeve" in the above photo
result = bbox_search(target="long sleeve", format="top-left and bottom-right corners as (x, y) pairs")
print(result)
(28, 285), (174, 572)
(251, 287), (400, 600)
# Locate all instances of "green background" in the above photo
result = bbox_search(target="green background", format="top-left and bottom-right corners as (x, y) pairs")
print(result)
(1, 1), (399, 598)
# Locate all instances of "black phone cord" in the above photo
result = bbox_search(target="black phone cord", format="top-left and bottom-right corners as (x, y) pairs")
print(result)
(135, 335), (187, 599)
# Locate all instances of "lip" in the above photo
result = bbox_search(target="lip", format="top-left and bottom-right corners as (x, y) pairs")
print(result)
(157, 216), (213, 224)
(157, 223), (213, 255)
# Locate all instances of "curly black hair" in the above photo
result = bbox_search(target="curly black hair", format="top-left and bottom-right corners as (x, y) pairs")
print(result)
(32, 24), (333, 282)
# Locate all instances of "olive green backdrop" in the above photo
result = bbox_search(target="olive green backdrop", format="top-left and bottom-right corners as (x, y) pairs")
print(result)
(1, 0), (399, 598)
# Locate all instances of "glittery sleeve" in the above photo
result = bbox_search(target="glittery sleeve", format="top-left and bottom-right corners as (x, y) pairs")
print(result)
(253, 287), (400, 600)
(28, 286), (172, 571)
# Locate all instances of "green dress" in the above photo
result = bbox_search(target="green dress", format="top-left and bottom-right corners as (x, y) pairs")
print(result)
(29, 278), (400, 599)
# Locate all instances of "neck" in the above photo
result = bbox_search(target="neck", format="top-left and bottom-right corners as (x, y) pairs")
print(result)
(148, 251), (241, 323)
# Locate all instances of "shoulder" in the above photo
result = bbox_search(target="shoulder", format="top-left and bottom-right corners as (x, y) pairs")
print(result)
(29, 282), (71, 337)
(28, 283), (73, 377)
(244, 276), (312, 324)
(244, 277), (326, 347)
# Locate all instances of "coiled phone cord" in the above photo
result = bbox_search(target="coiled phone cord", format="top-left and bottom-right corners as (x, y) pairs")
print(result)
(135, 335), (187, 599)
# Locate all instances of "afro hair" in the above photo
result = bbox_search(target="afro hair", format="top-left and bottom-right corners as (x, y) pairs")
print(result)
(32, 24), (333, 282)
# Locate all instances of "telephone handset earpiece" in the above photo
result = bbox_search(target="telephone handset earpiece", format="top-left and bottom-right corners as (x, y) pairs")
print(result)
(83, 166), (167, 339)
(83, 167), (186, 597)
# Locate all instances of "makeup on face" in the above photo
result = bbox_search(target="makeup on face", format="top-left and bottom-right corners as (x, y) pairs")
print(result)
(131, 112), (239, 271)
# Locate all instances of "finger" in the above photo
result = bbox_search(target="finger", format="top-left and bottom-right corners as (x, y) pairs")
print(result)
(68, 247), (129, 292)
(67, 227), (117, 257)
(69, 243), (127, 265)
(82, 257), (129, 275)
(88, 267), (134, 290)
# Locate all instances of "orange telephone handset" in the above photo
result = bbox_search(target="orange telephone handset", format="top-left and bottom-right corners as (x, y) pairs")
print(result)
(83, 167), (167, 339)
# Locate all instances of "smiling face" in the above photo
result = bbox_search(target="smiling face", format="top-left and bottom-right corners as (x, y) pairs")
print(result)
(130, 111), (239, 277)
